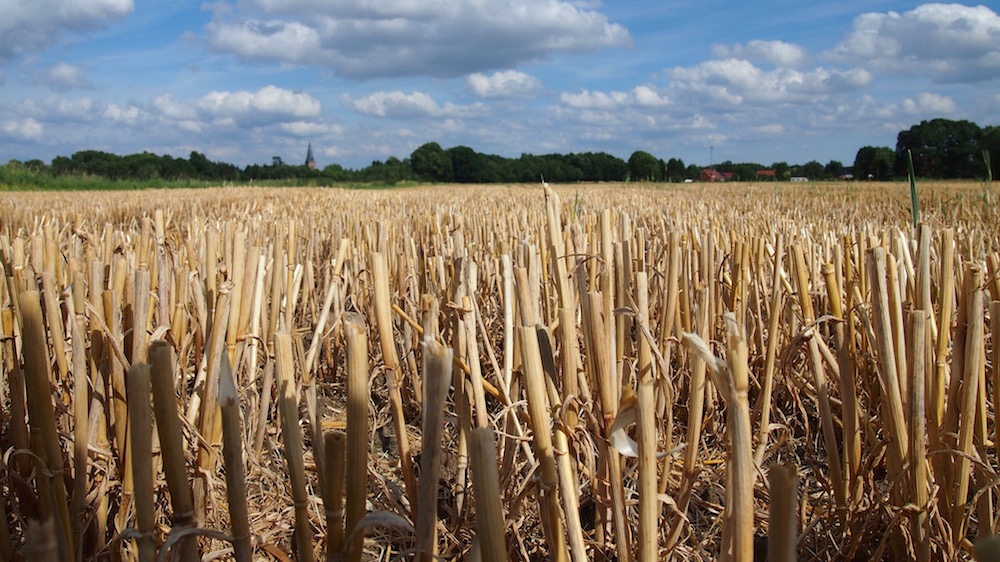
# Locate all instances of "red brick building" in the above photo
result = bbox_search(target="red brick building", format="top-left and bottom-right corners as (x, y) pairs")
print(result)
(700, 169), (725, 182)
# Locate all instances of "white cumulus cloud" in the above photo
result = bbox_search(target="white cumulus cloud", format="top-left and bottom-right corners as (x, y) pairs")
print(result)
(467, 70), (542, 98)
(17, 96), (98, 122)
(151, 93), (198, 121)
(0, 0), (134, 62)
(2, 118), (44, 140)
(196, 85), (321, 124)
(203, 0), (630, 78)
(633, 85), (670, 107)
(712, 40), (808, 68)
(903, 92), (956, 114)
(104, 104), (146, 125)
(40, 62), (90, 91)
(828, 3), (1000, 83)
(668, 59), (871, 106)
(341, 90), (482, 118)
(560, 85), (669, 109)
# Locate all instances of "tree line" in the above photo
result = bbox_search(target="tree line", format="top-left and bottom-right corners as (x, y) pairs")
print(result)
(5, 118), (997, 186)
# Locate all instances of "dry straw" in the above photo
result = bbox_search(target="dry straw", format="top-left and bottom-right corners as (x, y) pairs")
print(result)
(275, 331), (314, 562)
(126, 363), (156, 562)
(219, 353), (252, 562)
(416, 338), (453, 562)
(344, 319), (369, 562)
(1, 181), (998, 562)
(149, 341), (199, 561)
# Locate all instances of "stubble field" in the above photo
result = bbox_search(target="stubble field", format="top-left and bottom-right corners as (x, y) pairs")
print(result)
(0, 181), (998, 561)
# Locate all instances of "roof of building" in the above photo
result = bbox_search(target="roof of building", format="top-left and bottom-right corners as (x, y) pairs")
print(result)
(700, 169), (725, 181)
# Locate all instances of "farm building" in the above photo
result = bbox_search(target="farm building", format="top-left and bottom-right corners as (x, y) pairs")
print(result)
(700, 168), (725, 182)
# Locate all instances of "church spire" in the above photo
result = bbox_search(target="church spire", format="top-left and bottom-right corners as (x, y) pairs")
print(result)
(305, 143), (316, 170)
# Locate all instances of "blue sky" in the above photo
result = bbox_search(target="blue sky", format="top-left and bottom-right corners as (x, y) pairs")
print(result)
(1, 0), (998, 170)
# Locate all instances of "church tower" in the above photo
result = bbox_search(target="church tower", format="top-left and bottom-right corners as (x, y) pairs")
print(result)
(305, 143), (317, 170)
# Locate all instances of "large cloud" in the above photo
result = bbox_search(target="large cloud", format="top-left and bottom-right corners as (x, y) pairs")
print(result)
(8, 86), (325, 136)
(668, 59), (872, 106)
(712, 40), (809, 68)
(16, 96), (99, 122)
(203, 0), (631, 78)
(0, 86), (340, 166)
(0, 0), (134, 62)
(828, 3), (1000, 83)
(560, 85), (669, 110)
(196, 85), (321, 125)
(341, 90), (483, 118)
(902, 92), (956, 114)
(1, 118), (44, 141)
(467, 70), (542, 99)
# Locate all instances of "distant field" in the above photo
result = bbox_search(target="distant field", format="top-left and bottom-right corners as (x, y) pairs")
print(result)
(1, 181), (998, 561)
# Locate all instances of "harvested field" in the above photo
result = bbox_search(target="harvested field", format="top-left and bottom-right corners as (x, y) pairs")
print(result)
(1, 181), (999, 561)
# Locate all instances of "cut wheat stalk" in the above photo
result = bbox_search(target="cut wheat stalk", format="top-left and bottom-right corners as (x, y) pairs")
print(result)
(103, 287), (135, 536)
(219, 352), (252, 562)
(930, 229), (955, 486)
(370, 251), (418, 514)
(148, 341), (199, 561)
(755, 234), (784, 466)
(724, 314), (754, 562)
(951, 271), (984, 545)
(275, 330), (314, 562)
(416, 338), (452, 562)
(518, 324), (569, 562)
(791, 244), (846, 518)
(225, 230), (246, 368)
(19, 290), (75, 560)
(993, 300), (1000, 490)
(126, 362), (156, 562)
(69, 271), (90, 555)
(635, 271), (659, 562)
(343, 320), (369, 562)
(768, 463), (798, 562)
(821, 259), (860, 504)
(469, 427), (507, 562)
(908, 310), (930, 562)
(865, 248), (909, 476)
(193, 283), (231, 525)
(324, 430), (347, 562)
(673, 285), (709, 546)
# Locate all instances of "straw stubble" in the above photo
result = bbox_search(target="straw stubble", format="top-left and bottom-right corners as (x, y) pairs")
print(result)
(344, 320), (369, 562)
(275, 331), (314, 562)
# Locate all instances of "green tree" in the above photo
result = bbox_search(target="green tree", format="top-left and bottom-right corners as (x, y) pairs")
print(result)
(895, 118), (983, 178)
(23, 159), (46, 172)
(627, 150), (660, 181)
(410, 142), (454, 182)
(771, 162), (790, 181)
(853, 146), (895, 180)
(189, 151), (215, 178)
(50, 155), (74, 175)
(447, 146), (487, 183)
(801, 160), (824, 180)
(665, 158), (685, 182)
(825, 160), (844, 178)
